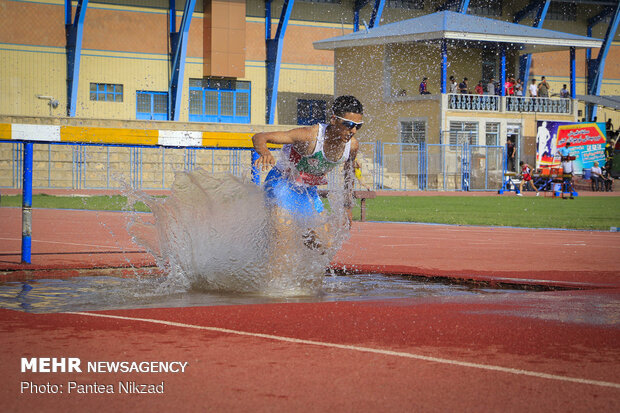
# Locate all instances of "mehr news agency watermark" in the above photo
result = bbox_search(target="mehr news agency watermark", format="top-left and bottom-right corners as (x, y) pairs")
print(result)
(20, 358), (189, 395)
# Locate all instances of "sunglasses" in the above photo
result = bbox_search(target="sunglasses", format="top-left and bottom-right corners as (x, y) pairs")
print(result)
(335, 115), (363, 131)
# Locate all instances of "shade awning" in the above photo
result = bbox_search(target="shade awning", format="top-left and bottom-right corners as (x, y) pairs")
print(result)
(314, 11), (603, 54)
(576, 95), (620, 111)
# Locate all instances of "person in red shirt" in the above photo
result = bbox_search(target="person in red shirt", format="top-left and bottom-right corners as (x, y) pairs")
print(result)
(505, 77), (515, 96)
(517, 161), (539, 196)
(474, 81), (484, 95)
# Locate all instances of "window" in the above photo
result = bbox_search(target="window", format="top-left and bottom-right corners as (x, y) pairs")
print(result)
(136, 91), (168, 121)
(485, 122), (500, 146)
(547, 3), (576, 21)
(189, 78), (250, 123)
(90, 83), (123, 102)
(387, 0), (424, 10)
(400, 120), (426, 149)
(449, 121), (478, 146)
(297, 99), (326, 125)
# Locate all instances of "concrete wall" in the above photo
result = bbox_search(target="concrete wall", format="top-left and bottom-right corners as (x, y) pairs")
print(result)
(0, 0), (344, 124)
(0, 0), (618, 128)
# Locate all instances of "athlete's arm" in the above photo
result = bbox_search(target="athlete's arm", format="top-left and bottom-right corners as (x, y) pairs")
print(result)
(252, 126), (317, 171)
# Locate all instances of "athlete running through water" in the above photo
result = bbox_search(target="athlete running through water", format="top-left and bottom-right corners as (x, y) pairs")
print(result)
(251, 95), (363, 251)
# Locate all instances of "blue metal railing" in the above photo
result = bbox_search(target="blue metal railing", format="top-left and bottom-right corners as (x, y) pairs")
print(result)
(0, 142), (255, 191)
(506, 96), (571, 113)
(448, 93), (500, 111)
(2, 141), (507, 193)
(447, 93), (572, 114)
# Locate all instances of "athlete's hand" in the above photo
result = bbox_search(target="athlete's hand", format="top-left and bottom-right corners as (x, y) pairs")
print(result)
(254, 152), (276, 171)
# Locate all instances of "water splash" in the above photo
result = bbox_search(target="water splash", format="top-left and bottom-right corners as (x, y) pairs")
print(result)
(128, 168), (351, 297)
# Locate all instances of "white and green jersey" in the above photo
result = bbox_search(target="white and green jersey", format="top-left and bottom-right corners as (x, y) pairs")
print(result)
(276, 123), (352, 186)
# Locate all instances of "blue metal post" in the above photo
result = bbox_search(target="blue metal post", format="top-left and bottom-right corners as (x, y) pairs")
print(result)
(500, 45), (506, 97)
(587, 3), (620, 121)
(570, 47), (576, 99)
(587, 7), (614, 62)
(441, 40), (447, 94)
(169, 0), (176, 33)
(354, 0), (366, 32)
(21, 143), (33, 264)
(420, 142), (426, 190)
(65, 0), (71, 25)
(458, 0), (470, 13)
(586, 26), (592, 61)
(266, 0), (295, 124)
(368, 0), (385, 28)
(251, 150), (260, 185)
(265, 0), (271, 38)
(169, 0), (196, 121)
(65, 0), (89, 117)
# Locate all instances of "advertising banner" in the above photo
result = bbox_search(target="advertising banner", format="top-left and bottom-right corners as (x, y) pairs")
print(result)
(535, 121), (606, 173)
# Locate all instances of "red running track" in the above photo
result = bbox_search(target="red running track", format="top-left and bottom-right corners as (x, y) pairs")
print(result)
(1, 207), (620, 411)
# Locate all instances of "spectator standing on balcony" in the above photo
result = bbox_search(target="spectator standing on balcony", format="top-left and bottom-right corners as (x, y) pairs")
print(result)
(529, 79), (538, 98)
(505, 77), (515, 96)
(449, 76), (458, 94)
(419, 77), (430, 95)
(459, 78), (469, 94)
(538, 76), (550, 98)
(487, 78), (495, 95)
(560, 84), (569, 98)
(494, 82), (501, 96)
(514, 79), (524, 96)
(475, 81), (484, 95)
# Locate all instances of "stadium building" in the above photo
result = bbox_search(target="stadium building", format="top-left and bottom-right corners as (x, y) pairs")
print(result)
(1, 0), (618, 190)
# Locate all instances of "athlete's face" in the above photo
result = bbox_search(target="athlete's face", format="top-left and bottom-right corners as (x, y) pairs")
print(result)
(331, 112), (363, 142)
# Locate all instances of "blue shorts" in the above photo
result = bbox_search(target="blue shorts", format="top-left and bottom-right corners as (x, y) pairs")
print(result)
(264, 168), (324, 219)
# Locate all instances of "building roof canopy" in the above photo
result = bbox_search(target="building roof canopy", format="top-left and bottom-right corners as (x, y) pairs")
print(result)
(314, 11), (603, 54)
(576, 95), (620, 111)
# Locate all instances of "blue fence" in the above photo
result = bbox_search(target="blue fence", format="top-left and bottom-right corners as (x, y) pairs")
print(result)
(354, 141), (505, 191)
(0, 142), (252, 190)
(1, 141), (504, 192)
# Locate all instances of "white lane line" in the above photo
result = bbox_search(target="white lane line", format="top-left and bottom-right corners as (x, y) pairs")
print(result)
(0, 237), (126, 250)
(69, 311), (620, 389)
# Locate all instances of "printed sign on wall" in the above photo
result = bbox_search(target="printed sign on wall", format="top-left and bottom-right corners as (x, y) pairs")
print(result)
(536, 121), (606, 172)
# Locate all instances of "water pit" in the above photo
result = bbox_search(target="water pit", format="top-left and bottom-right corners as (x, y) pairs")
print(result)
(0, 273), (526, 313)
(0, 170), (533, 313)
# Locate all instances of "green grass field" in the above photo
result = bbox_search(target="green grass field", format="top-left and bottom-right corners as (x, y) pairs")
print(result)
(1, 194), (152, 213)
(352, 196), (620, 230)
(2, 193), (619, 230)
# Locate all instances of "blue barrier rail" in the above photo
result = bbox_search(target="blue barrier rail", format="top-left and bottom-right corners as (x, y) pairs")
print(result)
(2, 139), (506, 262)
